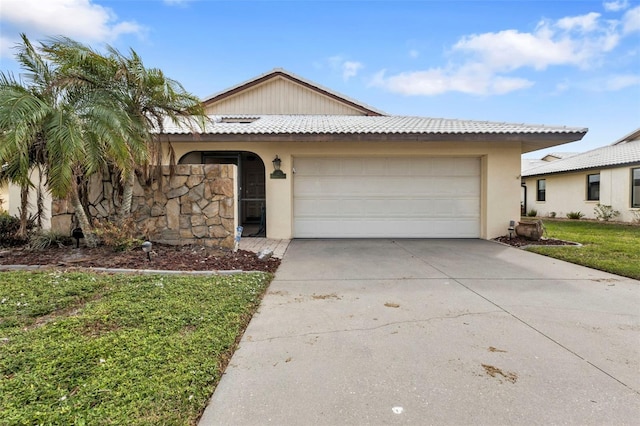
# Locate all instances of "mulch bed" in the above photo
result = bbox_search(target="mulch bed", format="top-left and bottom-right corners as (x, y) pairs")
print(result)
(0, 243), (280, 273)
(493, 235), (580, 248)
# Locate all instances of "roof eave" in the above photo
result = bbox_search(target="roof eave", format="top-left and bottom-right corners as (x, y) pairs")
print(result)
(161, 131), (588, 145)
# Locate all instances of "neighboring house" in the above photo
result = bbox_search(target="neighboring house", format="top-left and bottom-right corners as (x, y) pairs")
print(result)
(4, 68), (588, 240)
(164, 68), (586, 239)
(521, 128), (640, 222)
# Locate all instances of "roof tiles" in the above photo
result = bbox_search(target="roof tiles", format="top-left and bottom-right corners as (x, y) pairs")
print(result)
(162, 115), (587, 136)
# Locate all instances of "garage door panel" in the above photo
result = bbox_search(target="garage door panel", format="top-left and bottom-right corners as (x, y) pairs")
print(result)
(293, 157), (480, 238)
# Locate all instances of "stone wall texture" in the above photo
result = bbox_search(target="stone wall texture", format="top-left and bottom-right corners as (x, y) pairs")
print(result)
(51, 164), (237, 248)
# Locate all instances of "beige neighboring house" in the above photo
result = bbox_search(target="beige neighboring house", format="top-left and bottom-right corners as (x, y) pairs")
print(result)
(521, 128), (640, 222)
(164, 68), (586, 240)
(3, 68), (588, 240)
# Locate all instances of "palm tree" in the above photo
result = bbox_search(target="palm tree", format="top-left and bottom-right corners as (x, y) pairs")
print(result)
(45, 39), (208, 220)
(0, 34), (133, 247)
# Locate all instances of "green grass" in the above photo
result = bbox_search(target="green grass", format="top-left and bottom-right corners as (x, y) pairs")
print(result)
(0, 271), (272, 425)
(526, 219), (640, 280)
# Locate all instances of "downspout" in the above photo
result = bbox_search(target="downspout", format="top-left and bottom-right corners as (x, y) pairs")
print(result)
(521, 182), (527, 217)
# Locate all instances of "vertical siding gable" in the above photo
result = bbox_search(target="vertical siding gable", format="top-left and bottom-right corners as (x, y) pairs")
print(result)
(204, 76), (367, 115)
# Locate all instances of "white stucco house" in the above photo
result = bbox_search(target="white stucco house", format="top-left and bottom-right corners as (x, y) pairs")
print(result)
(3, 68), (589, 240)
(521, 128), (640, 222)
(163, 68), (586, 240)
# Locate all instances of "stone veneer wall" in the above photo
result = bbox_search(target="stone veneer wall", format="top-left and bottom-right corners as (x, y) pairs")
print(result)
(51, 164), (237, 248)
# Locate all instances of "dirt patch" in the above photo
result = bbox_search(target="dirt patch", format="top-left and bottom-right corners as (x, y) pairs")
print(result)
(0, 243), (280, 273)
(384, 302), (400, 308)
(481, 363), (518, 383)
(311, 293), (341, 300)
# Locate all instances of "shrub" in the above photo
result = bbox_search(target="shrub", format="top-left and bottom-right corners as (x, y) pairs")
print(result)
(92, 218), (144, 251)
(0, 212), (27, 247)
(549, 211), (557, 218)
(566, 211), (585, 219)
(527, 209), (538, 217)
(593, 204), (620, 222)
(28, 230), (73, 250)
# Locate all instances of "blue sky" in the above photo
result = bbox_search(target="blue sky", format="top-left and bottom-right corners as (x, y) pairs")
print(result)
(1, 0), (639, 157)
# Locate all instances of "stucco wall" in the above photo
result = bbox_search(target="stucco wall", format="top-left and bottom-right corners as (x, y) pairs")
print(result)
(523, 165), (640, 222)
(169, 139), (522, 240)
(4, 170), (52, 229)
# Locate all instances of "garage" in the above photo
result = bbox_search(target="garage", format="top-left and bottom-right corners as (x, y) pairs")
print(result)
(293, 157), (481, 238)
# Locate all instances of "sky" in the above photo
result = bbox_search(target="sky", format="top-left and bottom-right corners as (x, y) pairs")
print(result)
(1, 0), (639, 158)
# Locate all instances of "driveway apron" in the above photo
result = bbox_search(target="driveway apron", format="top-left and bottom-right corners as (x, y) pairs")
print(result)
(199, 239), (640, 425)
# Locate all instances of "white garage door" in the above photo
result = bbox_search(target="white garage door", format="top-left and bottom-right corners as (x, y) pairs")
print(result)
(293, 157), (480, 238)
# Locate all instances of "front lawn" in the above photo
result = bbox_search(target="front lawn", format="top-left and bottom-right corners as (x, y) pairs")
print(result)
(526, 219), (640, 280)
(0, 271), (272, 425)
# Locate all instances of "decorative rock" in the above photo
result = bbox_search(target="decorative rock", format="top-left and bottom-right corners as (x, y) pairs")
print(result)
(515, 220), (544, 241)
(166, 198), (180, 229)
(192, 225), (208, 238)
(166, 185), (189, 199)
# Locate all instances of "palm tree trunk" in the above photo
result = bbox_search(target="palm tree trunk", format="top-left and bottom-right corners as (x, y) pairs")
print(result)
(118, 168), (136, 220)
(69, 189), (98, 248)
(17, 184), (29, 239)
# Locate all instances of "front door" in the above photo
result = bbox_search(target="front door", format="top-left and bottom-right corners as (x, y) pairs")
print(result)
(202, 152), (266, 236)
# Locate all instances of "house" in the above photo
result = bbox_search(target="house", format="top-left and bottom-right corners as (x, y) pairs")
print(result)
(162, 68), (586, 240)
(521, 128), (640, 222)
(5, 68), (588, 241)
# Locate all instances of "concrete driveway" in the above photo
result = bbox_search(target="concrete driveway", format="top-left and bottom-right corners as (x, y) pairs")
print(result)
(200, 239), (640, 425)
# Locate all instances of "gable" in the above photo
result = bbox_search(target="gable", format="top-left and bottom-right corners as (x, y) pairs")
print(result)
(203, 70), (383, 116)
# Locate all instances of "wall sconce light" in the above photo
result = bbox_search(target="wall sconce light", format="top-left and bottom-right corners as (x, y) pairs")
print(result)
(270, 155), (286, 179)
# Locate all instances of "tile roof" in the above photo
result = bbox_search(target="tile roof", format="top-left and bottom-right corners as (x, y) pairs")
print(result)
(522, 138), (640, 177)
(162, 114), (586, 137)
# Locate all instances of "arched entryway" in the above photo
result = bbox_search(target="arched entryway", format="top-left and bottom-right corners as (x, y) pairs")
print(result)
(179, 151), (266, 237)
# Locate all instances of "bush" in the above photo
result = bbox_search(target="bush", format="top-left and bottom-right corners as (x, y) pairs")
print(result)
(0, 212), (26, 247)
(549, 211), (557, 218)
(28, 230), (73, 250)
(566, 211), (585, 219)
(92, 218), (143, 251)
(527, 209), (538, 217)
(593, 204), (620, 222)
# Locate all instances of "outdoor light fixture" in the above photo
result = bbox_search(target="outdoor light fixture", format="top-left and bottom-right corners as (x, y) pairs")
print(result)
(141, 241), (153, 261)
(270, 155), (286, 179)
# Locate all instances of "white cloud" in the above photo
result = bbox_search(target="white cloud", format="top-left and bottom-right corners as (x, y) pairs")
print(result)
(342, 61), (363, 80)
(372, 9), (636, 96)
(370, 67), (533, 96)
(328, 56), (363, 80)
(163, 0), (193, 5)
(0, 0), (144, 47)
(604, 0), (629, 12)
(602, 73), (640, 90)
(623, 5), (640, 33)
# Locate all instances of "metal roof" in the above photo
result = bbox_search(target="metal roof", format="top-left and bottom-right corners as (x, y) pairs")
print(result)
(162, 114), (587, 137)
(522, 137), (640, 177)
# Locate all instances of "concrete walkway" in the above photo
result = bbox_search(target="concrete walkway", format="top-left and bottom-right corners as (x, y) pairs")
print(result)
(200, 239), (640, 425)
(239, 237), (290, 259)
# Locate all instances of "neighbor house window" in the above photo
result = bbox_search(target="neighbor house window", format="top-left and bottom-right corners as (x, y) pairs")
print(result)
(537, 179), (546, 202)
(587, 173), (600, 201)
(632, 168), (640, 208)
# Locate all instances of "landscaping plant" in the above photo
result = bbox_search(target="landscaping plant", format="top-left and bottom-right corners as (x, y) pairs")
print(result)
(593, 204), (620, 221)
(566, 211), (585, 219)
